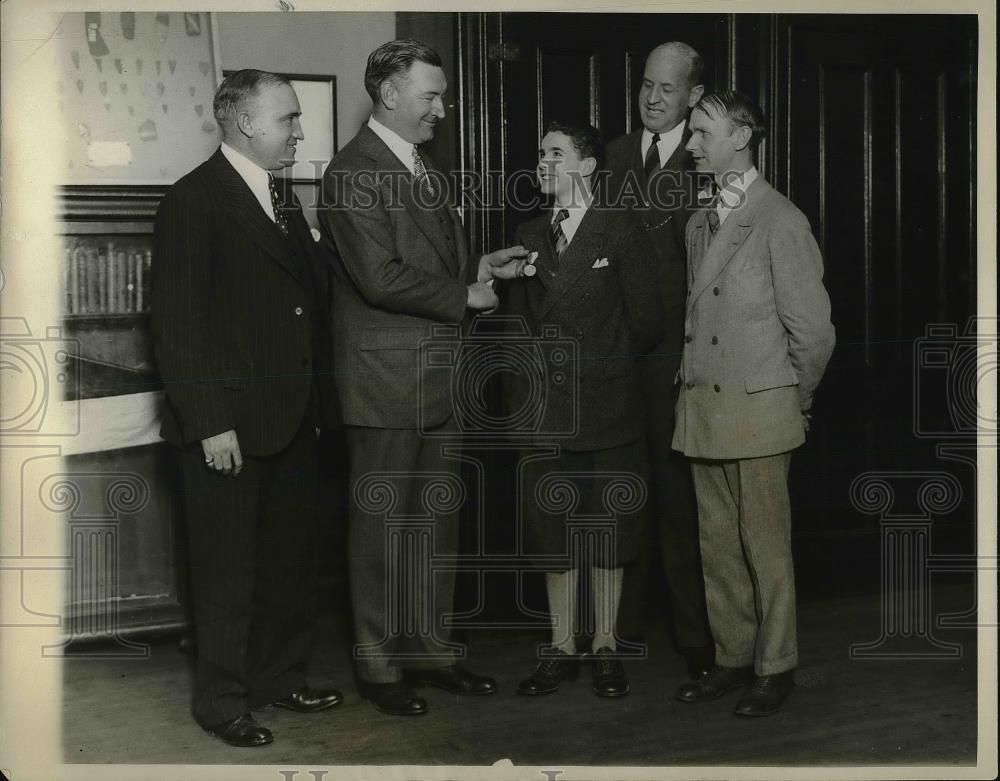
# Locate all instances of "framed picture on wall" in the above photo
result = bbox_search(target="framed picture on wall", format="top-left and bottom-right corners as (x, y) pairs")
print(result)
(222, 70), (338, 184)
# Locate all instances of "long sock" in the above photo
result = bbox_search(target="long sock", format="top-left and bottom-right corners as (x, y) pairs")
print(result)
(545, 569), (578, 653)
(591, 565), (624, 652)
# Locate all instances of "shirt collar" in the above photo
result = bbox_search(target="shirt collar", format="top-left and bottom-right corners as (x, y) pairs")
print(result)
(641, 120), (687, 167)
(714, 166), (759, 227)
(552, 192), (592, 244)
(220, 141), (275, 219)
(368, 115), (417, 175)
(221, 141), (271, 190)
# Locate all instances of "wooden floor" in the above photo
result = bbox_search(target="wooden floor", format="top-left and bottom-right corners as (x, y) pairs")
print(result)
(63, 581), (979, 768)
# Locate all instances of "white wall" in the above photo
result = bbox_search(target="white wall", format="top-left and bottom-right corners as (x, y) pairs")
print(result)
(215, 12), (395, 153)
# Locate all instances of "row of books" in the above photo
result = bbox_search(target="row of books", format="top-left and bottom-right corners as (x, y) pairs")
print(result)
(64, 241), (152, 315)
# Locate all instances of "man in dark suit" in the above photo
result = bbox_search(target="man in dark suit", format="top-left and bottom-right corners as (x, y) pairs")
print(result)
(318, 39), (526, 717)
(673, 91), (835, 716)
(604, 41), (715, 678)
(151, 70), (343, 747)
(500, 121), (662, 699)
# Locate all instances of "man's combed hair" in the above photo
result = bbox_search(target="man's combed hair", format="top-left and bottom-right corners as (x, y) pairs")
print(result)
(648, 41), (704, 89)
(213, 69), (291, 126)
(364, 39), (443, 104)
(694, 90), (767, 148)
(545, 120), (605, 168)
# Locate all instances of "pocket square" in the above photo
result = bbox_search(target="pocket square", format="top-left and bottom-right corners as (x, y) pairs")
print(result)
(592, 257), (609, 269)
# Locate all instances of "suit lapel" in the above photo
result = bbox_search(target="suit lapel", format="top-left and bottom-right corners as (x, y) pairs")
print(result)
(517, 215), (556, 293)
(539, 206), (610, 318)
(688, 176), (771, 304)
(210, 150), (307, 289)
(359, 127), (460, 277)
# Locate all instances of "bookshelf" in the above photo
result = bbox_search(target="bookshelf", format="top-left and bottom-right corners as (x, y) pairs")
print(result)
(55, 185), (189, 644)
(59, 186), (166, 402)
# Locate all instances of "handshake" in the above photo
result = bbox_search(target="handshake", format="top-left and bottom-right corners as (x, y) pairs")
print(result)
(467, 245), (536, 311)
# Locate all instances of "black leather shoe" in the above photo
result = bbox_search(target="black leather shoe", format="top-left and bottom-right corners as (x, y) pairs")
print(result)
(406, 664), (498, 695)
(589, 646), (630, 697)
(675, 664), (753, 703)
(271, 687), (343, 713)
(203, 714), (273, 747)
(681, 646), (715, 680)
(733, 671), (795, 716)
(516, 647), (579, 696)
(357, 680), (428, 716)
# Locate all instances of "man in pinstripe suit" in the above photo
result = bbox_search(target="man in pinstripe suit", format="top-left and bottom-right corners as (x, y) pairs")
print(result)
(151, 70), (344, 747)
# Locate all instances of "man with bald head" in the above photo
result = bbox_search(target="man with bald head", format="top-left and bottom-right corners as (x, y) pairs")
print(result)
(605, 41), (716, 680)
(152, 69), (344, 747)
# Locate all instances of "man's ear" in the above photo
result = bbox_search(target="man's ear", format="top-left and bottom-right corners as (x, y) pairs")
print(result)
(731, 124), (753, 151)
(581, 156), (597, 178)
(687, 84), (705, 108)
(379, 79), (397, 110)
(235, 110), (254, 139)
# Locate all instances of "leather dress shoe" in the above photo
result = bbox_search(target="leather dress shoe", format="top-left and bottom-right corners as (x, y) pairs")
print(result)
(203, 713), (273, 747)
(675, 664), (753, 703)
(358, 680), (428, 716)
(406, 664), (497, 695)
(516, 647), (579, 696)
(271, 686), (343, 713)
(589, 646), (630, 697)
(733, 671), (795, 716)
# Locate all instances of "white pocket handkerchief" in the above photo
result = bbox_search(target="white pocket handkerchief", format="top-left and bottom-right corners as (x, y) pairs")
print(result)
(592, 257), (609, 269)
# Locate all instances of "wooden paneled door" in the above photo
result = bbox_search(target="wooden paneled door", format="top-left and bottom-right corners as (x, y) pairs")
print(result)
(450, 12), (978, 597)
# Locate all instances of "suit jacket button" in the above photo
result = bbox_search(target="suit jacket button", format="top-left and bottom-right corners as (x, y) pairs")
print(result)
(713, 287), (720, 296)
(684, 334), (693, 343)
(711, 336), (718, 345)
(686, 381), (694, 390)
(294, 306), (303, 316)
(714, 384), (721, 392)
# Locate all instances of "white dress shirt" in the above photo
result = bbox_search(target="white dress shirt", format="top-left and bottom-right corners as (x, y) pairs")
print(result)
(367, 115), (418, 175)
(220, 141), (276, 222)
(552, 193), (592, 245)
(715, 166), (759, 227)
(640, 120), (687, 170)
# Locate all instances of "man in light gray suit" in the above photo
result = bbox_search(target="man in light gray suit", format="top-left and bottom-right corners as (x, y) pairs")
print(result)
(672, 91), (835, 717)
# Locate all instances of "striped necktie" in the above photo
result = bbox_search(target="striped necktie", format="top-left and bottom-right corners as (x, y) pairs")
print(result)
(643, 132), (661, 178)
(551, 208), (570, 258)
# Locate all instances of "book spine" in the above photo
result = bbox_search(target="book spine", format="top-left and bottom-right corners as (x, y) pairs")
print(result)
(135, 248), (145, 312)
(106, 241), (115, 314)
(70, 246), (80, 314)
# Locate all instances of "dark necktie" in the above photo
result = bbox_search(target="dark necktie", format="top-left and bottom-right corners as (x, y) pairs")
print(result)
(268, 174), (288, 236)
(412, 146), (435, 196)
(551, 208), (570, 258)
(643, 132), (661, 178)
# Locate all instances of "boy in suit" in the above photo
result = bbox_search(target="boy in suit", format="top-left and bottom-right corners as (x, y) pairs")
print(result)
(500, 121), (662, 698)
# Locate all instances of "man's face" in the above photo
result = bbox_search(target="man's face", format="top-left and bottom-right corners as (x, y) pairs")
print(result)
(386, 61), (447, 144)
(536, 130), (594, 204)
(685, 106), (741, 177)
(244, 82), (304, 170)
(638, 49), (702, 134)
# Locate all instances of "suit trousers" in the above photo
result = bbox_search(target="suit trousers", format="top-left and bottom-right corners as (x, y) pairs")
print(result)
(690, 452), (798, 676)
(176, 415), (319, 727)
(345, 420), (462, 684)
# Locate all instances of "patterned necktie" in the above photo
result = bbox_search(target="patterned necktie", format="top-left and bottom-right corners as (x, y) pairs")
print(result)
(412, 146), (435, 196)
(643, 132), (661, 178)
(268, 174), (288, 236)
(707, 202), (720, 236)
(551, 208), (570, 258)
